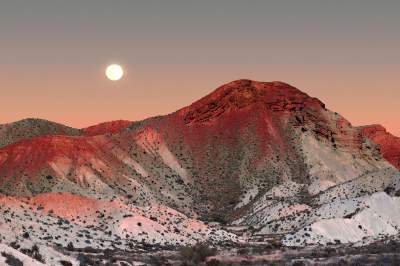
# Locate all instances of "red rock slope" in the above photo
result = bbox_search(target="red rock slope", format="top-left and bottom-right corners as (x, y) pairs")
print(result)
(360, 124), (400, 170)
(83, 120), (132, 136)
(0, 80), (394, 220)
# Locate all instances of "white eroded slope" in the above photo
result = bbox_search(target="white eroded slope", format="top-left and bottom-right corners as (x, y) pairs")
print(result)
(284, 192), (400, 246)
(0, 192), (238, 265)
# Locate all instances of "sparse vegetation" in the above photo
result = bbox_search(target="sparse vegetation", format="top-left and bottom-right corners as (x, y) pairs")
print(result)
(1, 252), (23, 266)
(179, 243), (217, 265)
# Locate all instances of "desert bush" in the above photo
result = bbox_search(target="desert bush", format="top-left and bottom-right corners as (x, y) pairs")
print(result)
(149, 256), (169, 266)
(1, 252), (23, 266)
(20, 244), (45, 263)
(179, 242), (217, 265)
(77, 253), (97, 266)
(66, 242), (74, 251)
(31, 244), (44, 263)
(59, 260), (73, 266)
(292, 261), (306, 266)
(22, 232), (30, 239)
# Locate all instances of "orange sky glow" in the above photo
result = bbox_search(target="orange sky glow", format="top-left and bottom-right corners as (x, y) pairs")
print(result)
(1, 1), (399, 136)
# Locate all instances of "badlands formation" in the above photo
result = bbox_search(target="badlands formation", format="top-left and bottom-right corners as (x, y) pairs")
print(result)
(0, 80), (399, 265)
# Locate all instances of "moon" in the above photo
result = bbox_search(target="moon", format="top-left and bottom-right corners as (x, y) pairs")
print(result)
(106, 64), (124, 81)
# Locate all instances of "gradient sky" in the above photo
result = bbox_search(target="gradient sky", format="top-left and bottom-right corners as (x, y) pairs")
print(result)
(1, 0), (399, 135)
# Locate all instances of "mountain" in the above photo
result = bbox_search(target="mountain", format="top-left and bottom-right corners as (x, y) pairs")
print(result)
(0, 79), (399, 264)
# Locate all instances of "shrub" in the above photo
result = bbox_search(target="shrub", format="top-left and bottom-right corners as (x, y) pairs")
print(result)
(66, 242), (74, 251)
(179, 243), (217, 265)
(1, 252), (23, 266)
(20, 244), (45, 263)
(31, 244), (45, 263)
(59, 260), (73, 266)
(22, 232), (30, 239)
(77, 253), (96, 266)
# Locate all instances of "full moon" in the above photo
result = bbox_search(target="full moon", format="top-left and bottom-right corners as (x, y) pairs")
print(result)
(105, 64), (124, 81)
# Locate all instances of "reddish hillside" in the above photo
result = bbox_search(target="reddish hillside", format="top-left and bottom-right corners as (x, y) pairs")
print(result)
(360, 125), (400, 169)
(1, 79), (400, 259)
(0, 80), (393, 220)
(0, 134), (135, 197)
(83, 120), (132, 136)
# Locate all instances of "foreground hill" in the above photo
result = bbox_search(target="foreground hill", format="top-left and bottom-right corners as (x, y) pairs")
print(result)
(0, 79), (399, 264)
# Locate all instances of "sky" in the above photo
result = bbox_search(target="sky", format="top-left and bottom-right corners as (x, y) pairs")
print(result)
(1, 0), (399, 135)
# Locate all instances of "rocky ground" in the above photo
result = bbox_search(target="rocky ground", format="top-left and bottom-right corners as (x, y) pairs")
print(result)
(3, 234), (400, 265)
(2, 190), (400, 265)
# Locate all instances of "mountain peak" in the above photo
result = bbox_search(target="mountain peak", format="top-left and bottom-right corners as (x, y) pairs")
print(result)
(182, 79), (325, 124)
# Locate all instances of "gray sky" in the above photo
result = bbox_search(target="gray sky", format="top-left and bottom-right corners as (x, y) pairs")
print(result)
(1, 0), (399, 134)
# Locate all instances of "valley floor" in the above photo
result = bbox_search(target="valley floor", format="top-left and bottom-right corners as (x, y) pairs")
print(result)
(51, 235), (400, 265)
(3, 232), (400, 265)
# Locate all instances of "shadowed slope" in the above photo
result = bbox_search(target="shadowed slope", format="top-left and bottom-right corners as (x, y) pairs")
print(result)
(360, 124), (400, 170)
